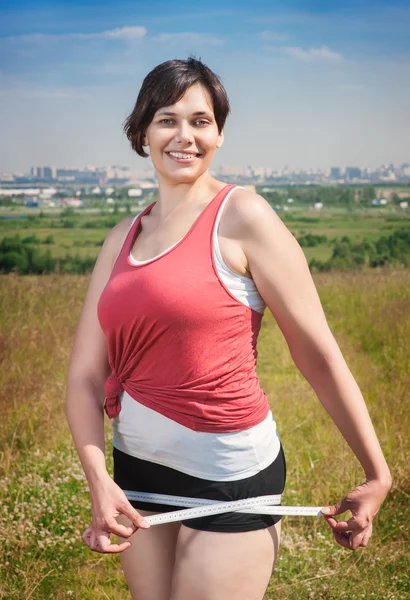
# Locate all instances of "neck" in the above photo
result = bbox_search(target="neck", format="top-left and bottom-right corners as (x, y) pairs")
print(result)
(152, 170), (221, 219)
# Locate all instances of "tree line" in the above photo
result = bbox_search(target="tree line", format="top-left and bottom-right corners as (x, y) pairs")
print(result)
(1, 230), (409, 275)
(309, 230), (410, 271)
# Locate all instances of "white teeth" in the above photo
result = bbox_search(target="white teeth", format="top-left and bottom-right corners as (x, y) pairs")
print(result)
(168, 152), (197, 159)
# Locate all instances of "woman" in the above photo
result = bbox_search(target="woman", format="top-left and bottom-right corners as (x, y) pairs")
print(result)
(65, 57), (391, 600)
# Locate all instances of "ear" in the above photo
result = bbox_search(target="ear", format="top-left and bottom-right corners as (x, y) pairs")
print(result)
(216, 131), (224, 149)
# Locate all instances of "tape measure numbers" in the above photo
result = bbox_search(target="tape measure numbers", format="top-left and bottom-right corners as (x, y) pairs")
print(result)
(123, 490), (324, 526)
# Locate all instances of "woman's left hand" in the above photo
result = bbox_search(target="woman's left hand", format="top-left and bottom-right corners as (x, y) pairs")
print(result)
(321, 478), (391, 550)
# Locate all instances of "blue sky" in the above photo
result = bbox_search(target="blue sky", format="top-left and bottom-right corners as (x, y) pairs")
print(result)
(1, 0), (409, 173)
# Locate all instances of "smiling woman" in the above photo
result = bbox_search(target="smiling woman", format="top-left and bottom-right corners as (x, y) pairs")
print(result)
(140, 81), (225, 183)
(123, 58), (230, 160)
(65, 55), (391, 600)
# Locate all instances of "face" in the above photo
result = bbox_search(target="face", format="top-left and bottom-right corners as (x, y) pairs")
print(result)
(143, 82), (224, 183)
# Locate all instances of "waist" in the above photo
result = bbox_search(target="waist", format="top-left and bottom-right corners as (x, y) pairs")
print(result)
(112, 391), (281, 481)
(118, 378), (269, 432)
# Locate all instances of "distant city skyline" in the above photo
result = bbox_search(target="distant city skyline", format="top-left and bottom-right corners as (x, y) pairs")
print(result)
(2, 159), (410, 178)
(1, 0), (409, 172)
(2, 160), (408, 188)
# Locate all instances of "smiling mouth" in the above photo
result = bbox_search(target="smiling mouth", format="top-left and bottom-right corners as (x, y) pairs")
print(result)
(166, 152), (202, 160)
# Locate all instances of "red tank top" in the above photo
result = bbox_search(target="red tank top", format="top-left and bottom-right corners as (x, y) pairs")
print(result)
(97, 183), (270, 433)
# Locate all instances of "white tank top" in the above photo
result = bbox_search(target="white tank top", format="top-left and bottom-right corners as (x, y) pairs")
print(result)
(112, 186), (280, 481)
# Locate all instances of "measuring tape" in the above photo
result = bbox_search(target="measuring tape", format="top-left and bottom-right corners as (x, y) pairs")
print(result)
(124, 490), (324, 526)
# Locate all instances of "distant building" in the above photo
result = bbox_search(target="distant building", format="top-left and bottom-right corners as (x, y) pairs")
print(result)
(31, 166), (56, 179)
(0, 188), (40, 196)
(346, 167), (362, 180)
(128, 189), (142, 197)
(64, 197), (83, 207)
(330, 167), (341, 179)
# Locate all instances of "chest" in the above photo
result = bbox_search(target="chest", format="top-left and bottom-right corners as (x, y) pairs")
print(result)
(131, 203), (251, 278)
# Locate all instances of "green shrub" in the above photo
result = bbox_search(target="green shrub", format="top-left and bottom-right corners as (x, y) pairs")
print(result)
(0, 251), (29, 273)
(21, 234), (41, 244)
(297, 234), (328, 247)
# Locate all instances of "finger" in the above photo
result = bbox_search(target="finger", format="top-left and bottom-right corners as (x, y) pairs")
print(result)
(95, 530), (132, 554)
(82, 526), (93, 547)
(104, 516), (137, 538)
(324, 517), (353, 532)
(359, 528), (372, 548)
(349, 529), (367, 550)
(89, 529), (99, 552)
(321, 500), (347, 517)
(333, 530), (353, 550)
(334, 528), (369, 551)
(324, 516), (345, 529)
(82, 523), (134, 554)
(357, 523), (372, 548)
(328, 518), (357, 533)
(97, 538), (131, 554)
(350, 524), (373, 550)
(121, 504), (150, 529)
(109, 522), (136, 538)
(97, 541), (132, 554)
(82, 525), (92, 539)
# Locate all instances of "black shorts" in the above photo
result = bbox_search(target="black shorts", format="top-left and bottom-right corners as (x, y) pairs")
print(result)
(113, 444), (286, 533)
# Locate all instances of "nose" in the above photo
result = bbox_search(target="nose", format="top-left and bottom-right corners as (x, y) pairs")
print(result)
(174, 120), (195, 145)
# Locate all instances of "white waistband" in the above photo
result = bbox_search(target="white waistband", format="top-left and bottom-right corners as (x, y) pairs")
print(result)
(122, 491), (324, 525)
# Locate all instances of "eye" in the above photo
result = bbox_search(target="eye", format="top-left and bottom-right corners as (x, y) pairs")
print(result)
(158, 118), (209, 126)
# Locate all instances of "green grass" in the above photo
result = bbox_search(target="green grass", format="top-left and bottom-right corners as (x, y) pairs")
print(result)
(0, 227), (108, 259)
(2, 206), (409, 267)
(0, 271), (409, 599)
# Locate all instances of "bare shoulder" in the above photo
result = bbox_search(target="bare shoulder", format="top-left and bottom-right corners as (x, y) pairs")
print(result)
(226, 187), (295, 248)
(228, 187), (276, 219)
(107, 215), (135, 239)
(225, 188), (341, 364)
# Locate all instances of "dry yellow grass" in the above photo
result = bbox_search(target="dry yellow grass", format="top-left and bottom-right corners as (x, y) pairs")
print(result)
(0, 271), (408, 599)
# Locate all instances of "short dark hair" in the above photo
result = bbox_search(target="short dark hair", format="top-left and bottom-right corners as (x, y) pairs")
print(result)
(123, 56), (231, 158)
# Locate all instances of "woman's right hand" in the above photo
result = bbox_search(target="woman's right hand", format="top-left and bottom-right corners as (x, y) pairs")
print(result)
(82, 474), (150, 554)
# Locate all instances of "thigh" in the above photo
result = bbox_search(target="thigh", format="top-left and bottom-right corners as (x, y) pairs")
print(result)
(170, 520), (281, 600)
(116, 510), (181, 600)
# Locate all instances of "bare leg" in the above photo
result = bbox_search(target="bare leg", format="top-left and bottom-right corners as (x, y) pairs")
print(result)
(170, 520), (281, 600)
(116, 510), (181, 600)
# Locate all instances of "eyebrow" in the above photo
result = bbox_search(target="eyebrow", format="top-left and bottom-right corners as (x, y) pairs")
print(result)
(156, 110), (213, 118)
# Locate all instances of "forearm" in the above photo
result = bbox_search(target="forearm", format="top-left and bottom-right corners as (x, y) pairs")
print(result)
(65, 377), (110, 490)
(296, 349), (391, 485)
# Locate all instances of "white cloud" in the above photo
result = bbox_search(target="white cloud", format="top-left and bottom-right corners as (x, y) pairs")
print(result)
(3, 27), (224, 49)
(259, 30), (289, 42)
(99, 27), (147, 40)
(4, 26), (147, 43)
(151, 32), (225, 47)
(283, 45), (344, 62)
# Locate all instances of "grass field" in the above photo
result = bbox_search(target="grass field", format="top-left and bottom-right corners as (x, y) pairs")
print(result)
(1, 205), (409, 266)
(0, 269), (408, 599)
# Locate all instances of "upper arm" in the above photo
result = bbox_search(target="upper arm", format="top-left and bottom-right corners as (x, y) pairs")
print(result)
(66, 217), (133, 389)
(233, 191), (342, 372)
